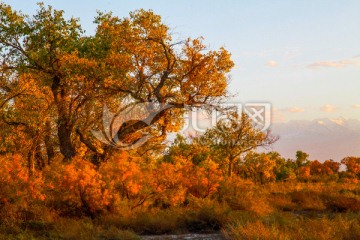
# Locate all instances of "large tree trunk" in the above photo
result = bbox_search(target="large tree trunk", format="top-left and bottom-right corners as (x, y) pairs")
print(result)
(51, 75), (76, 161)
(58, 123), (75, 161)
(44, 120), (55, 164)
(259, 172), (264, 185)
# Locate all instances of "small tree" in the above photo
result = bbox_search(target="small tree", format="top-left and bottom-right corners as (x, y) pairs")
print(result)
(200, 111), (277, 177)
(240, 152), (276, 184)
(295, 150), (310, 167)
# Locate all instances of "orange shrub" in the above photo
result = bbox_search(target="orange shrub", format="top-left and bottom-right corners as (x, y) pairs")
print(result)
(44, 157), (110, 217)
(100, 154), (224, 210)
(181, 158), (223, 199)
(151, 161), (187, 207)
(99, 152), (154, 210)
(100, 153), (188, 209)
(0, 154), (45, 209)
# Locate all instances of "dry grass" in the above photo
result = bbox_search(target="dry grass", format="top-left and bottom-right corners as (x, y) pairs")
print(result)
(1, 182), (360, 239)
(223, 213), (360, 240)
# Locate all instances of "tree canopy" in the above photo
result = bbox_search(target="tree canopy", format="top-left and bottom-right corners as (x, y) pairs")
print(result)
(0, 3), (234, 168)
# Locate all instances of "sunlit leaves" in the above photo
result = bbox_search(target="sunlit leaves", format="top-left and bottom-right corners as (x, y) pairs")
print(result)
(1, 4), (234, 161)
(0, 155), (45, 208)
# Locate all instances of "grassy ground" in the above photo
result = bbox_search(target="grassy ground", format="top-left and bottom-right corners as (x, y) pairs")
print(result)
(1, 182), (359, 239)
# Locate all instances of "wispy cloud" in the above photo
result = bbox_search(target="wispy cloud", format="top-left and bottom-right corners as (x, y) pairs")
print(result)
(352, 104), (360, 109)
(272, 107), (304, 122)
(287, 107), (305, 113)
(266, 60), (278, 68)
(320, 104), (337, 113)
(277, 107), (305, 113)
(244, 48), (301, 60)
(284, 49), (301, 59)
(308, 59), (360, 69)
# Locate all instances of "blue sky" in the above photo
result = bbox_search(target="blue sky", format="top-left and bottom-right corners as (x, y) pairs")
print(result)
(5, 0), (360, 122)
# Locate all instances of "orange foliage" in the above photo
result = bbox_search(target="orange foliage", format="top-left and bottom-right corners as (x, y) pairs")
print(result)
(44, 157), (110, 215)
(341, 157), (360, 179)
(181, 158), (223, 198)
(100, 152), (152, 210)
(0, 155), (45, 208)
(98, 153), (224, 211)
(298, 166), (311, 180)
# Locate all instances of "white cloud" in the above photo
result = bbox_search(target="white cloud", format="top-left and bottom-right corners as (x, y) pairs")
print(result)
(266, 60), (278, 68)
(352, 104), (360, 109)
(330, 118), (345, 126)
(284, 49), (301, 59)
(272, 107), (304, 122)
(308, 59), (360, 69)
(320, 104), (337, 113)
(287, 107), (305, 113)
